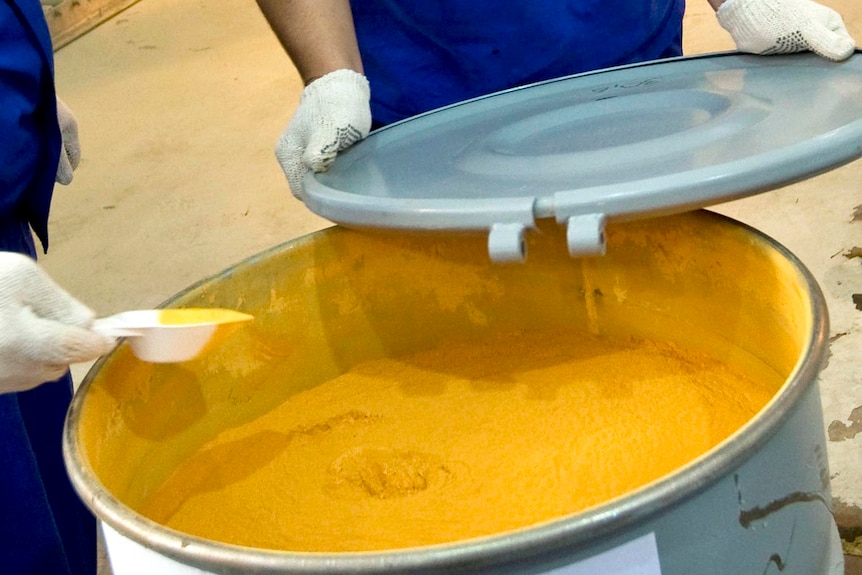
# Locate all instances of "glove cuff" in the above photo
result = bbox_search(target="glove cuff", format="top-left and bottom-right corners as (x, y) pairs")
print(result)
(304, 69), (370, 103)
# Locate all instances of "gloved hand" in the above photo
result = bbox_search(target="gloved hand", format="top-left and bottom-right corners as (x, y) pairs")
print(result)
(275, 69), (371, 200)
(717, 0), (856, 61)
(0, 252), (115, 394)
(55, 97), (81, 185)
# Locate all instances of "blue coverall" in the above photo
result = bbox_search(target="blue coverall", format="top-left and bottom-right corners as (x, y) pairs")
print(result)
(349, 0), (687, 127)
(0, 1), (97, 573)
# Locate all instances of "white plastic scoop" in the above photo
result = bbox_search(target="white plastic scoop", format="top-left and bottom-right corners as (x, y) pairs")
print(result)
(92, 308), (253, 363)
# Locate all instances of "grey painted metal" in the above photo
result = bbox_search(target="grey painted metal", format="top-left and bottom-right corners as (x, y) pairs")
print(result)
(303, 52), (862, 259)
(63, 214), (838, 575)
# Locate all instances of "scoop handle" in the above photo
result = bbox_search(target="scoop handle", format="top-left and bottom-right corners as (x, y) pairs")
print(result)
(92, 318), (143, 338)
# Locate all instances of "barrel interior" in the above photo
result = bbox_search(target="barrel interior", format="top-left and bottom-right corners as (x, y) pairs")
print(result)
(72, 210), (814, 552)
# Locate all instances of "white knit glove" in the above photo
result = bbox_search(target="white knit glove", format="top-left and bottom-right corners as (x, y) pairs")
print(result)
(55, 97), (81, 185)
(275, 69), (371, 200)
(717, 0), (856, 61)
(0, 252), (115, 394)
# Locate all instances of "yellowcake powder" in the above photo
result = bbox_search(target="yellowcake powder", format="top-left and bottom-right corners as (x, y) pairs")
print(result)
(136, 329), (779, 552)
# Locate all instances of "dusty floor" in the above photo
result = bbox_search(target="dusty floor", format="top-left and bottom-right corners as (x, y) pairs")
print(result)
(41, 0), (862, 572)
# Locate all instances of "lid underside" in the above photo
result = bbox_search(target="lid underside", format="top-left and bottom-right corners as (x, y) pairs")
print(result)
(304, 52), (862, 261)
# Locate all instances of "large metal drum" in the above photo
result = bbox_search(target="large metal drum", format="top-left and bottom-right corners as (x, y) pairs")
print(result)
(63, 211), (840, 575)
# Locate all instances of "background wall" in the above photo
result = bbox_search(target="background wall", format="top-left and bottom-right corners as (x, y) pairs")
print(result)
(43, 0), (141, 49)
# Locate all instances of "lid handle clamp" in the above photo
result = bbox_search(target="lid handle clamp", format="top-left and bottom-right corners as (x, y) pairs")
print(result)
(566, 214), (607, 258)
(488, 223), (528, 263)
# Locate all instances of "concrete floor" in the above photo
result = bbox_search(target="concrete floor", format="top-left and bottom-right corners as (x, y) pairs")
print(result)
(42, 0), (862, 572)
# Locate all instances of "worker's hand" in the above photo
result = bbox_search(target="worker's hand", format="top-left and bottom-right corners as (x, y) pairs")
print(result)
(55, 97), (81, 185)
(275, 69), (371, 200)
(716, 0), (856, 61)
(0, 252), (115, 394)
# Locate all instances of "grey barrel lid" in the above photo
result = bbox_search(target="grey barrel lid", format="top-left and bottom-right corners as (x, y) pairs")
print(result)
(303, 52), (862, 262)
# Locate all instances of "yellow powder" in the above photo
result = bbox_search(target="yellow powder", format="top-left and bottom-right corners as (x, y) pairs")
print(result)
(136, 330), (778, 552)
(156, 308), (252, 326)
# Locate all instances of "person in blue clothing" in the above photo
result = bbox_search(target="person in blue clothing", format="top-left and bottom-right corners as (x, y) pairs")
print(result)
(255, 0), (857, 199)
(0, 0), (115, 573)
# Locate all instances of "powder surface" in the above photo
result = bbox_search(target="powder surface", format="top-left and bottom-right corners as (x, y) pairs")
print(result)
(137, 330), (778, 552)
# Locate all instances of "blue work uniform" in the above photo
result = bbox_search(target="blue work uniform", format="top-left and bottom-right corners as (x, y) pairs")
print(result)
(0, 1), (97, 574)
(349, 0), (687, 127)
